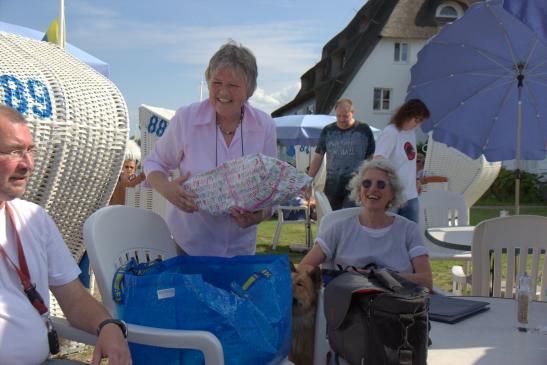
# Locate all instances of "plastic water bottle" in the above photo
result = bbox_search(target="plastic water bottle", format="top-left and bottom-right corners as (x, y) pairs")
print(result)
(517, 273), (531, 325)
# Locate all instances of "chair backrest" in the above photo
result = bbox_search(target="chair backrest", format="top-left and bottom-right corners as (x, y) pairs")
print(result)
(83, 205), (179, 315)
(319, 207), (362, 235)
(418, 190), (469, 230)
(314, 190), (333, 229)
(471, 215), (547, 300)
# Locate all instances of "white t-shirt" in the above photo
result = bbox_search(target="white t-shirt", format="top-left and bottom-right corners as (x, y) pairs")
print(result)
(316, 214), (428, 273)
(374, 124), (418, 201)
(0, 199), (80, 365)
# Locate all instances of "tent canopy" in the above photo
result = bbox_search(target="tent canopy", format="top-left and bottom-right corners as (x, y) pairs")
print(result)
(0, 20), (109, 77)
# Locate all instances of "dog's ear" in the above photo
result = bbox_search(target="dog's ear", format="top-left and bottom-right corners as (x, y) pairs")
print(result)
(309, 266), (322, 290)
(290, 261), (297, 273)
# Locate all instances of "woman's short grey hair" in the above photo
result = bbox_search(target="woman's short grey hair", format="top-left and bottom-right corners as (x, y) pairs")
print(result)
(348, 159), (406, 209)
(205, 40), (258, 98)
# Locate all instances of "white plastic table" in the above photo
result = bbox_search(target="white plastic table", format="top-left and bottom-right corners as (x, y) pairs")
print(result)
(425, 225), (475, 251)
(428, 296), (547, 364)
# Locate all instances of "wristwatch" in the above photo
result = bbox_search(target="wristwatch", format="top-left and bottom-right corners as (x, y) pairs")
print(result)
(96, 319), (128, 338)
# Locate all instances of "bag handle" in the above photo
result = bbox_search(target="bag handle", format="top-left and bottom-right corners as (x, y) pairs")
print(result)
(372, 269), (403, 292)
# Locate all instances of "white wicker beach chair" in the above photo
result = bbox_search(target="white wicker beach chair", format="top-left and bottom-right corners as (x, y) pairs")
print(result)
(0, 32), (129, 354)
(422, 134), (501, 208)
(125, 104), (175, 217)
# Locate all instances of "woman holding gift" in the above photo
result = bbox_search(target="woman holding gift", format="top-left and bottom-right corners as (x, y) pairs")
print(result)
(144, 41), (277, 257)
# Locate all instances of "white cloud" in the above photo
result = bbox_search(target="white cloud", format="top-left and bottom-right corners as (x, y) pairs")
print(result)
(250, 82), (301, 114)
(69, 0), (119, 18)
(69, 18), (320, 78)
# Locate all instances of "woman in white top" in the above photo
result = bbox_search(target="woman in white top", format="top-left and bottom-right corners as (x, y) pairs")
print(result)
(373, 99), (430, 223)
(299, 159), (432, 289)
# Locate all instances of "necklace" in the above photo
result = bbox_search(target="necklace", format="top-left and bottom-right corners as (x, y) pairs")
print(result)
(216, 120), (240, 136)
(215, 107), (245, 166)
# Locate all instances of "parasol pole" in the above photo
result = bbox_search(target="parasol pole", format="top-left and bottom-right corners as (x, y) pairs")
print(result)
(59, 0), (65, 49)
(515, 69), (524, 215)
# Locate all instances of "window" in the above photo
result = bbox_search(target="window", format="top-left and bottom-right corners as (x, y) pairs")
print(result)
(436, 2), (464, 20)
(394, 42), (409, 62)
(373, 88), (391, 111)
(439, 6), (458, 17)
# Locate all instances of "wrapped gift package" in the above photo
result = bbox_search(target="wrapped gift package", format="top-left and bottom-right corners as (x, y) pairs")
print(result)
(183, 153), (312, 215)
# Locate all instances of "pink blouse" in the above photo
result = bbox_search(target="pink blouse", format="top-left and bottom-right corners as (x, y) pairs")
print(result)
(144, 99), (277, 256)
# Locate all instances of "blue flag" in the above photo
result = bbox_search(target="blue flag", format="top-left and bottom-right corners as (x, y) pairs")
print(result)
(503, 0), (547, 46)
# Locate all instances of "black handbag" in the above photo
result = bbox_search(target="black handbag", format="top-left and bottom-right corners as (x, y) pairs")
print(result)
(324, 268), (429, 365)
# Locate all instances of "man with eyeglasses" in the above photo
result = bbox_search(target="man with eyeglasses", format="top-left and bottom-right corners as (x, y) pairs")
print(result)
(0, 105), (131, 365)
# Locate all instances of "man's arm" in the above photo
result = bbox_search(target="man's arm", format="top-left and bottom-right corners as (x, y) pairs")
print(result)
(307, 152), (325, 178)
(51, 279), (131, 365)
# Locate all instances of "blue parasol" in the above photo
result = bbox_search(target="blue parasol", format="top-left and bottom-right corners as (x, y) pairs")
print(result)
(407, 0), (547, 214)
(274, 114), (336, 146)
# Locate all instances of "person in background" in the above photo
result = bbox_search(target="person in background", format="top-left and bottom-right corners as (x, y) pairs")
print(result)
(0, 105), (131, 365)
(307, 99), (375, 210)
(109, 155), (146, 205)
(144, 40), (276, 257)
(299, 159), (432, 290)
(373, 99), (430, 223)
(416, 152), (425, 194)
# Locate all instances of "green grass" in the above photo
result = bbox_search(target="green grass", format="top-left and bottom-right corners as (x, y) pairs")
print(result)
(256, 206), (547, 293)
(470, 205), (547, 225)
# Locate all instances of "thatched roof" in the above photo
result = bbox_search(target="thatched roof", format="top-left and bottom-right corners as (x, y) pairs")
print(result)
(272, 0), (480, 117)
(381, 0), (479, 38)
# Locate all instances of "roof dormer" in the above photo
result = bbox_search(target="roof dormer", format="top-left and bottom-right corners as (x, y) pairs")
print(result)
(436, 1), (464, 22)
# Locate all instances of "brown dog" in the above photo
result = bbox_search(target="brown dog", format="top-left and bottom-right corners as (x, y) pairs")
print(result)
(289, 264), (322, 365)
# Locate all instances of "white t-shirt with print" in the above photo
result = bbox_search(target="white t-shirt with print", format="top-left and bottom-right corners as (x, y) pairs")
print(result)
(0, 199), (80, 365)
(316, 213), (428, 272)
(374, 124), (418, 201)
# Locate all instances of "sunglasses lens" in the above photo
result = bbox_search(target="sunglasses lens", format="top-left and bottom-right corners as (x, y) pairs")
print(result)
(362, 179), (388, 189)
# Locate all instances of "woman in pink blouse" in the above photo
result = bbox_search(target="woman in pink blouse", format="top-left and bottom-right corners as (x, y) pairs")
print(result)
(144, 41), (277, 257)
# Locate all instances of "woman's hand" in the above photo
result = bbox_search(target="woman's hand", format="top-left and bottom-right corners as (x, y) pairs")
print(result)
(229, 207), (270, 228)
(160, 172), (198, 213)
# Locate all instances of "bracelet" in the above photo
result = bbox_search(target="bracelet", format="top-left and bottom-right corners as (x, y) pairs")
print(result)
(96, 319), (128, 338)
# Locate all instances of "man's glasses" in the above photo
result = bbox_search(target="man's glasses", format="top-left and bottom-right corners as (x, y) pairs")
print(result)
(0, 146), (38, 160)
(361, 179), (389, 190)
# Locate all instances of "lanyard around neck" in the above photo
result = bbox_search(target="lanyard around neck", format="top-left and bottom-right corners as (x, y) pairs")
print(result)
(0, 203), (48, 315)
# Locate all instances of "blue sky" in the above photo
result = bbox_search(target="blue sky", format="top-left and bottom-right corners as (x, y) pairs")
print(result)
(1, 0), (365, 133)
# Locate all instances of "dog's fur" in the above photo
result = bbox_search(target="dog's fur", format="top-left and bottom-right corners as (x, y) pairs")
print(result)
(289, 263), (322, 365)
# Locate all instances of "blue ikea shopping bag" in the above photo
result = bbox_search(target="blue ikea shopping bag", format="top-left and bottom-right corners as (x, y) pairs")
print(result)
(113, 254), (292, 365)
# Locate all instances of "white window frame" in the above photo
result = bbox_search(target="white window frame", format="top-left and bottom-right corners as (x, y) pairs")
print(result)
(373, 88), (392, 111)
(394, 41), (409, 63)
(436, 1), (464, 20)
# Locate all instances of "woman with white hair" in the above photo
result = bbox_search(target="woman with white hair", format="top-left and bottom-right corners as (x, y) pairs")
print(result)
(144, 41), (276, 257)
(299, 159), (432, 289)
(109, 140), (145, 205)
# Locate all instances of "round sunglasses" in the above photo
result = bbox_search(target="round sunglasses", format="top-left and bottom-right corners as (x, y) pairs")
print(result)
(361, 179), (389, 190)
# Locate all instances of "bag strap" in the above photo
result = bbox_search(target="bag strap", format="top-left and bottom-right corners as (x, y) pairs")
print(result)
(112, 262), (130, 304)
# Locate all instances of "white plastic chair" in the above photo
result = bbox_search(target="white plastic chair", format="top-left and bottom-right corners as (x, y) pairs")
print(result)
(314, 190), (333, 232)
(313, 208), (361, 364)
(418, 190), (472, 261)
(272, 203), (310, 250)
(84, 205), (225, 364)
(452, 215), (547, 301)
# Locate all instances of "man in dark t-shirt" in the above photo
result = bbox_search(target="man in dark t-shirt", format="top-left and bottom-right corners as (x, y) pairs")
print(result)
(307, 99), (375, 210)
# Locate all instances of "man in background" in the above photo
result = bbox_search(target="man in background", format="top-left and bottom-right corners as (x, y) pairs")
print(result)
(307, 99), (375, 210)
